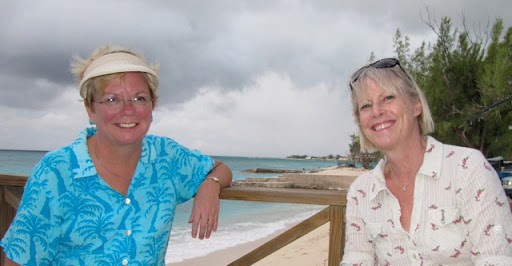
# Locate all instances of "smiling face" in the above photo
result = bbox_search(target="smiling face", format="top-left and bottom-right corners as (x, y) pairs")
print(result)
(86, 72), (153, 147)
(357, 78), (422, 153)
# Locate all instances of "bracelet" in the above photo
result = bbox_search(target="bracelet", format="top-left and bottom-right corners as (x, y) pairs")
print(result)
(205, 176), (222, 196)
(205, 176), (222, 189)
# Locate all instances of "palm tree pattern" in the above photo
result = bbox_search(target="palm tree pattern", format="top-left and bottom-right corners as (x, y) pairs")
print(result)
(0, 128), (215, 265)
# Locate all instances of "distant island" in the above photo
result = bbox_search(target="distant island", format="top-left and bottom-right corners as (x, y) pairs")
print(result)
(287, 154), (348, 160)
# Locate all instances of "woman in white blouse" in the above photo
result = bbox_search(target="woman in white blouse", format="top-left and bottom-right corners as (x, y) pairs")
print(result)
(341, 58), (512, 265)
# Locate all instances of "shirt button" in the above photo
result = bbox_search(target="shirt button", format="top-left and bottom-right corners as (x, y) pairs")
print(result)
(124, 198), (131, 205)
(122, 259), (128, 265)
(126, 230), (132, 236)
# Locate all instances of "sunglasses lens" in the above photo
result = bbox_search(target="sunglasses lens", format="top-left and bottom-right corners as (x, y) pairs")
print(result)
(372, 58), (399, 68)
(350, 58), (401, 89)
(351, 67), (367, 84)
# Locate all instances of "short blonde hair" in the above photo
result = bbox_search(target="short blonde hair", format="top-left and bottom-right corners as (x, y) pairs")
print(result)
(349, 62), (435, 153)
(71, 44), (160, 109)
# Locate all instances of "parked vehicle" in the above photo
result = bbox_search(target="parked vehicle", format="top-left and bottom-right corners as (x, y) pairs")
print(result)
(488, 156), (512, 198)
(503, 176), (512, 197)
(501, 163), (512, 198)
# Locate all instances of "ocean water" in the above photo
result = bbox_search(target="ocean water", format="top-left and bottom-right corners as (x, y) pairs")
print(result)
(0, 150), (340, 263)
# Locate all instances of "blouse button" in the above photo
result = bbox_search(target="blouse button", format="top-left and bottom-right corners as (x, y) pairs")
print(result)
(121, 259), (128, 265)
(126, 229), (132, 236)
(124, 198), (131, 205)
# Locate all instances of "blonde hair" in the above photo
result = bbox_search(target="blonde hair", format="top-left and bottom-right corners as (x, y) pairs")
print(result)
(349, 63), (435, 153)
(71, 43), (160, 109)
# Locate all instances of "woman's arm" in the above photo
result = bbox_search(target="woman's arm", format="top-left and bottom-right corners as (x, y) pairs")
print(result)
(4, 256), (21, 266)
(457, 151), (512, 263)
(341, 188), (377, 265)
(189, 160), (233, 239)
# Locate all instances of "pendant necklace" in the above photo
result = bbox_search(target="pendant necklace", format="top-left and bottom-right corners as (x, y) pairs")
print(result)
(390, 168), (414, 192)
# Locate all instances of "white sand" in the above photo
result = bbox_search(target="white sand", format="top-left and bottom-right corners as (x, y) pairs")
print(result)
(167, 167), (366, 266)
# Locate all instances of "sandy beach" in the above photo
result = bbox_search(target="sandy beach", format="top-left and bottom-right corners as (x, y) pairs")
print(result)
(167, 166), (367, 266)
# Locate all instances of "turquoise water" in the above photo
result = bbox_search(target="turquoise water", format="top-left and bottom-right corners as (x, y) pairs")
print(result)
(0, 150), (339, 177)
(0, 150), (339, 263)
(0, 150), (48, 175)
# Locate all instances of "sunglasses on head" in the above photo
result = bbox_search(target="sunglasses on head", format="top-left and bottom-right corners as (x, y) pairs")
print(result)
(349, 58), (404, 91)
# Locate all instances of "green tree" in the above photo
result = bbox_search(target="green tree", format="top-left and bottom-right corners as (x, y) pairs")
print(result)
(348, 133), (380, 168)
(392, 17), (512, 158)
(349, 133), (360, 159)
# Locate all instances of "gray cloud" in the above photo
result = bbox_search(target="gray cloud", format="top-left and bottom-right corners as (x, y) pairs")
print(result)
(2, 0), (511, 156)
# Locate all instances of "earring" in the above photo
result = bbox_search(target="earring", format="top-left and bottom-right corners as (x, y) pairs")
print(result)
(89, 119), (95, 125)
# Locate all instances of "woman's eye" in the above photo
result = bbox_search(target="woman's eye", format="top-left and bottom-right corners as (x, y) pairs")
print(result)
(384, 95), (395, 101)
(106, 97), (118, 103)
(133, 96), (149, 102)
(360, 104), (371, 110)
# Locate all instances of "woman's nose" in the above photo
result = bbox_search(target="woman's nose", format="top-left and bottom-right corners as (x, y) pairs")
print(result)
(371, 103), (384, 117)
(120, 99), (137, 113)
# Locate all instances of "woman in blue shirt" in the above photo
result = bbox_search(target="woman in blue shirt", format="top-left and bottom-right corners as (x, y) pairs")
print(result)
(1, 44), (233, 265)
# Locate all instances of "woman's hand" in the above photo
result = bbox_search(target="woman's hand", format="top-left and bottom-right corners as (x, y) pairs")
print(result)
(189, 160), (232, 239)
(188, 178), (221, 239)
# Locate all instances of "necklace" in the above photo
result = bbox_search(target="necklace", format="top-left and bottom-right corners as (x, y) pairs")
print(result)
(390, 167), (415, 192)
(93, 140), (124, 178)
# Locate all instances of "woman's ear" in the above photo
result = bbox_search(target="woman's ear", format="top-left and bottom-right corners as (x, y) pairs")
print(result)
(86, 104), (95, 123)
(413, 98), (422, 117)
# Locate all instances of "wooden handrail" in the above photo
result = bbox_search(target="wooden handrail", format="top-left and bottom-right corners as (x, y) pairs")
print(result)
(220, 186), (347, 205)
(219, 186), (347, 265)
(0, 173), (27, 187)
(0, 173), (347, 266)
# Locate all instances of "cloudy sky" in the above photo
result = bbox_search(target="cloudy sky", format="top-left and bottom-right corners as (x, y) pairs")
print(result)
(1, 0), (511, 157)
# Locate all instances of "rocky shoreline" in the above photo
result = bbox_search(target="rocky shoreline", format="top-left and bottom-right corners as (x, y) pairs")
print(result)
(242, 168), (305, 174)
(233, 167), (366, 191)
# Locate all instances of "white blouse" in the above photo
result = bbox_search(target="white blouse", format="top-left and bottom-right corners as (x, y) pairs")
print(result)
(341, 137), (512, 265)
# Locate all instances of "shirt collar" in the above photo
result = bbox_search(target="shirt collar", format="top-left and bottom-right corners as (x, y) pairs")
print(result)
(71, 127), (158, 179)
(367, 136), (443, 200)
(418, 136), (443, 179)
(368, 159), (389, 201)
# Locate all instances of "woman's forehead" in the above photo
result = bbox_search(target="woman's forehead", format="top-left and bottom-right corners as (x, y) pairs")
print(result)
(357, 78), (397, 97)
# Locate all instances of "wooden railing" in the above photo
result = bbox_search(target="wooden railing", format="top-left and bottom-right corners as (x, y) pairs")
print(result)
(221, 187), (346, 265)
(3, 173), (512, 266)
(0, 174), (347, 266)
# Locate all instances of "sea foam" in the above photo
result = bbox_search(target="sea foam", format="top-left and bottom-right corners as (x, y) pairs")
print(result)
(165, 204), (325, 263)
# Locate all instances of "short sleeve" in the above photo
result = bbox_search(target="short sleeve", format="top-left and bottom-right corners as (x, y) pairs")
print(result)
(166, 141), (215, 203)
(0, 158), (62, 265)
(455, 150), (512, 262)
(341, 175), (377, 265)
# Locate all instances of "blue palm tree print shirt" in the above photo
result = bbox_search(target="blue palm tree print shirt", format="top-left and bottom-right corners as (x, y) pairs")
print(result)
(0, 127), (215, 265)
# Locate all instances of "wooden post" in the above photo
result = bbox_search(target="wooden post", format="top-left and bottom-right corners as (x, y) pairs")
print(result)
(328, 205), (343, 266)
(1, 188), (6, 266)
(0, 188), (20, 266)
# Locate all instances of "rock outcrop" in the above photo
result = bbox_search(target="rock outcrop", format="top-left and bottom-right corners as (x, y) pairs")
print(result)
(232, 173), (359, 191)
(242, 168), (305, 174)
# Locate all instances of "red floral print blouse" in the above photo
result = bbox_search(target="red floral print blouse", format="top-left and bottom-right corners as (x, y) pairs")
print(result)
(341, 137), (512, 265)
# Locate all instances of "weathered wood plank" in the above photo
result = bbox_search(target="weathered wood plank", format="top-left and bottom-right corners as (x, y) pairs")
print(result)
(328, 205), (343, 266)
(1, 188), (18, 266)
(0, 174), (28, 187)
(220, 186), (347, 206)
(4, 187), (24, 210)
(340, 206), (347, 262)
(228, 207), (330, 266)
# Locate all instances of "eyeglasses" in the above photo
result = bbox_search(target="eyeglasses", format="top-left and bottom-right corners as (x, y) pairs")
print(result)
(350, 58), (408, 90)
(94, 95), (154, 109)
